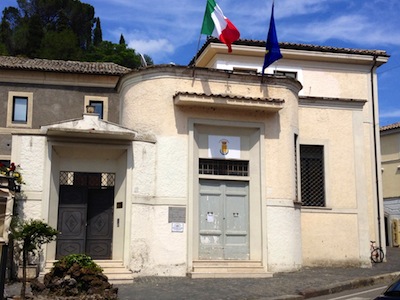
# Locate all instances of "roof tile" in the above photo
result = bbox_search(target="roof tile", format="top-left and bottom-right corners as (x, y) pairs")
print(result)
(0, 56), (131, 75)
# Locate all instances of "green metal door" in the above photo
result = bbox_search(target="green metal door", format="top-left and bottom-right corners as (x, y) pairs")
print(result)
(199, 180), (249, 260)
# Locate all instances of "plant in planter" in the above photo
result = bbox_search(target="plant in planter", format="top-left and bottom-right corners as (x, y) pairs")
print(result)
(11, 219), (58, 299)
(0, 162), (24, 191)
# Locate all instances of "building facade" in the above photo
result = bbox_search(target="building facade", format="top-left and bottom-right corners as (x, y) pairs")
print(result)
(381, 123), (400, 247)
(0, 40), (389, 280)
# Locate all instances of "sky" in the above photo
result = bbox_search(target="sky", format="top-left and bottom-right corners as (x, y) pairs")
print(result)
(1, 0), (399, 126)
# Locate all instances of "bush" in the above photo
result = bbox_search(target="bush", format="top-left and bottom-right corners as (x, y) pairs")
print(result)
(31, 253), (118, 299)
(53, 254), (103, 273)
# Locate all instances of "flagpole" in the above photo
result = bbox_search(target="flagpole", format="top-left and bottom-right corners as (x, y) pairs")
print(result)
(192, 33), (203, 78)
(261, 0), (282, 84)
(193, 0), (209, 78)
(262, 0), (274, 84)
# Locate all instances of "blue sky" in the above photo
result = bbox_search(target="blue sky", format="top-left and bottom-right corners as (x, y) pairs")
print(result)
(1, 0), (399, 126)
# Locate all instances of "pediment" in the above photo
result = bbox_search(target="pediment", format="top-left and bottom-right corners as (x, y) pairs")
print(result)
(41, 114), (137, 141)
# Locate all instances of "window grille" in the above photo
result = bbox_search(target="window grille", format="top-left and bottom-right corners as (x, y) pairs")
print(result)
(274, 70), (297, 79)
(60, 171), (115, 187)
(300, 145), (325, 207)
(199, 159), (249, 176)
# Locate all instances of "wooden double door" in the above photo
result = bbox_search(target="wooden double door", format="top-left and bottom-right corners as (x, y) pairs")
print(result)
(56, 184), (114, 259)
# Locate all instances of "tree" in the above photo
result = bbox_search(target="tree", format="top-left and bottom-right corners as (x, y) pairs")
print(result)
(0, 0), (153, 68)
(39, 29), (82, 60)
(85, 41), (141, 69)
(119, 33), (126, 45)
(93, 17), (102, 46)
(12, 219), (58, 300)
(143, 54), (154, 66)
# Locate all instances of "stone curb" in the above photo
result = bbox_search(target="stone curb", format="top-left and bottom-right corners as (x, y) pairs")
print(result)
(270, 272), (400, 300)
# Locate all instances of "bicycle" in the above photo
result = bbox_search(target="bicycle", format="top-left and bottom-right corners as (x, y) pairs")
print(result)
(370, 240), (384, 263)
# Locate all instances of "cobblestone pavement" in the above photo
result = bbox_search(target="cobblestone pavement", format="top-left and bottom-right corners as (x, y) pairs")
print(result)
(5, 247), (400, 300)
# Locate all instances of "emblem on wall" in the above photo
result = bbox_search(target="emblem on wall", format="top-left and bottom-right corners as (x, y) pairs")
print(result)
(208, 135), (240, 159)
(219, 139), (229, 155)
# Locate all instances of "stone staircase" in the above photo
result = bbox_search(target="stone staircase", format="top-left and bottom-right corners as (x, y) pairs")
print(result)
(189, 260), (273, 278)
(42, 260), (134, 284)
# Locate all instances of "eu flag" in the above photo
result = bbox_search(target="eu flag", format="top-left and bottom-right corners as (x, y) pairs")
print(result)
(262, 2), (282, 77)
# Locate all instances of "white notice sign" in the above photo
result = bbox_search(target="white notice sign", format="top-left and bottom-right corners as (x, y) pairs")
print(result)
(171, 223), (184, 233)
(207, 212), (214, 223)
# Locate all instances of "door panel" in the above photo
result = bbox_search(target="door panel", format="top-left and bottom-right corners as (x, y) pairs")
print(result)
(86, 189), (113, 259)
(199, 181), (224, 259)
(199, 180), (249, 260)
(56, 186), (87, 259)
(56, 182), (114, 260)
(225, 182), (249, 259)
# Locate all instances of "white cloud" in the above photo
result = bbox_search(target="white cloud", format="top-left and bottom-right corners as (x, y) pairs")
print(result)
(280, 13), (400, 47)
(128, 38), (175, 60)
(275, 0), (343, 18)
(380, 110), (400, 119)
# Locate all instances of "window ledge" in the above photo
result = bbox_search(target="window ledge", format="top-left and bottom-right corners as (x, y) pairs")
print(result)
(301, 206), (333, 211)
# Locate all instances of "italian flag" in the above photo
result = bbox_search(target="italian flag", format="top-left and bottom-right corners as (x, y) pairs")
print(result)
(201, 0), (240, 53)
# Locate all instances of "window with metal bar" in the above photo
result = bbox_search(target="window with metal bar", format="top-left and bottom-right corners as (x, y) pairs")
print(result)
(300, 145), (325, 207)
(274, 70), (297, 79)
(59, 171), (115, 188)
(199, 159), (249, 176)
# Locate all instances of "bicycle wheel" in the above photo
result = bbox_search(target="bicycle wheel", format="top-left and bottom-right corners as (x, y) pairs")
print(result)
(371, 248), (384, 263)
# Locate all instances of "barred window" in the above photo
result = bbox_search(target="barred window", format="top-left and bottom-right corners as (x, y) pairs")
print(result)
(300, 145), (325, 207)
(199, 159), (249, 176)
(274, 70), (297, 79)
(60, 171), (115, 188)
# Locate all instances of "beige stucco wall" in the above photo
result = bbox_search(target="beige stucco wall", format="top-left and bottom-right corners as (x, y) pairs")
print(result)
(381, 132), (400, 199)
(299, 63), (370, 99)
(298, 102), (375, 266)
(119, 66), (304, 274)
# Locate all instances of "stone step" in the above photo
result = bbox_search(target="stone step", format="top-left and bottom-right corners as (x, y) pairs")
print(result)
(189, 260), (273, 279)
(189, 272), (273, 279)
(192, 260), (263, 267)
(41, 260), (134, 284)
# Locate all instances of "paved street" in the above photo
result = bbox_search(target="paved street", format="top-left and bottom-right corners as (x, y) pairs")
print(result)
(5, 247), (400, 299)
(117, 247), (400, 299)
(309, 284), (387, 299)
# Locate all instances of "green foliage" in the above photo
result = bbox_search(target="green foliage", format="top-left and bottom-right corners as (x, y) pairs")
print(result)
(119, 34), (126, 45)
(12, 219), (59, 299)
(54, 253), (102, 273)
(84, 41), (141, 69)
(39, 29), (82, 60)
(93, 17), (102, 47)
(12, 219), (59, 254)
(0, 0), (152, 68)
(143, 53), (154, 66)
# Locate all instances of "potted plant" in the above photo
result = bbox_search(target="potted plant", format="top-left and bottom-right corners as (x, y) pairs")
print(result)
(11, 219), (58, 299)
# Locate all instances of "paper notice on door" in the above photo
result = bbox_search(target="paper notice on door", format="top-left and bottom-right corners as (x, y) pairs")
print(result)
(207, 212), (214, 222)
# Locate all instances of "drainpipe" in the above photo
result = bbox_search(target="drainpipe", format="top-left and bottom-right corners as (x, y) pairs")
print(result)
(370, 55), (383, 248)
